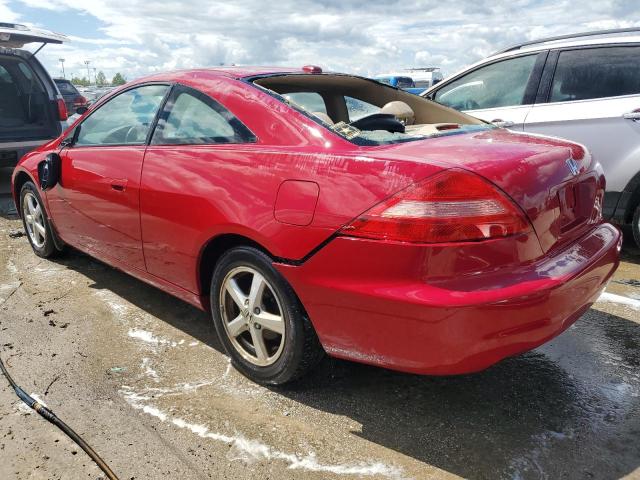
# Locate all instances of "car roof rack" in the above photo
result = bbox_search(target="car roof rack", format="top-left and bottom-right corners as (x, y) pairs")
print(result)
(493, 27), (640, 55)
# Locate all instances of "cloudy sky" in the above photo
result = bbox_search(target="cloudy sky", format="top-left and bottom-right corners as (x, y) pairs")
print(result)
(2, 0), (639, 83)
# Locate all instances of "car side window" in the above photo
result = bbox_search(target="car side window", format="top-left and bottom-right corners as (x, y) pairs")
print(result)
(75, 85), (169, 146)
(396, 77), (414, 89)
(345, 96), (381, 121)
(434, 54), (539, 110)
(151, 88), (256, 145)
(550, 47), (640, 103)
(283, 92), (327, 114)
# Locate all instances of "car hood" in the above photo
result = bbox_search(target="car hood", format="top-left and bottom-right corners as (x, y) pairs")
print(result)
(371, 127), (600, 252)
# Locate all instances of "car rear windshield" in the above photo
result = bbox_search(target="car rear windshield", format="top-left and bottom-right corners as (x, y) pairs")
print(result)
(55, 79), (79, 95)
(252, 74), (489, 146)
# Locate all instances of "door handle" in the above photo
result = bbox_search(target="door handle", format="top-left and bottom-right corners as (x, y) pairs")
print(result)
(110, 179), (127, 192)
(622, 111), (640, 121)
(491, 119), (515, 128)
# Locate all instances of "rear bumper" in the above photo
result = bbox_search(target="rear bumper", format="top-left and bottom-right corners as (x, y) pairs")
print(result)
(276, 223), (621, 375)
(0, 140), (49, 168)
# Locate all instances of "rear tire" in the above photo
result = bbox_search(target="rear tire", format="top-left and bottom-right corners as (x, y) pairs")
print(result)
(632, 204), (640, 249)
(19, 182), (58, 258)
(210, 246), (324, 385)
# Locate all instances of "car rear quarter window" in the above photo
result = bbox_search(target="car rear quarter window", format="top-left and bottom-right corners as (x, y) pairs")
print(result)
(151, 88), (256, 145)
(0, 65), (11, 83)
(550, 46), (640, 102)
(283, 92), (327, 115)
(75, 84), (169, 146)
(434, 54), (539, 110)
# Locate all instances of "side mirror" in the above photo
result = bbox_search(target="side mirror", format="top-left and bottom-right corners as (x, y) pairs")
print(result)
(37, 153), (62, 190)
(76, 106), (88, 115)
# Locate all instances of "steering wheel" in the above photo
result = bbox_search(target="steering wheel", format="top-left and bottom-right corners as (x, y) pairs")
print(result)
(124, 125), (143, 143)
(349, 113), (405, 134)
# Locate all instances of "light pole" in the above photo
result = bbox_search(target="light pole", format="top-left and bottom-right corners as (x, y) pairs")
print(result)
(93, 67), (97, 85)
(59, 58), (65, 78)
(84, 60), (91, 84)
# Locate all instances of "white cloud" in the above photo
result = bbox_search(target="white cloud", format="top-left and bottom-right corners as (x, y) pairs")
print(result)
(5, 0), (640, 82)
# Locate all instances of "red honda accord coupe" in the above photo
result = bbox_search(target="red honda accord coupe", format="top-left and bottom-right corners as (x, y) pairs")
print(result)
(12, 66), (621, 384)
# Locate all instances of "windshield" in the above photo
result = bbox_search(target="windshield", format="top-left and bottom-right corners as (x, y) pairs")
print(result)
(253, 73), (487, 146)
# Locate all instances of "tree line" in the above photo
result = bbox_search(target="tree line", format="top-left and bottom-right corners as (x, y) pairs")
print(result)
(70, 72), (127, 87)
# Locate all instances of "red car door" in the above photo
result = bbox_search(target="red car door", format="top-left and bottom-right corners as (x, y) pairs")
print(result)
(47, 84), (170, 270)
(140, 84), (259, 291)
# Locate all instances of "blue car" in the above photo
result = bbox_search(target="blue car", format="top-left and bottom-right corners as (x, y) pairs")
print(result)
(373, 75), (425, 95)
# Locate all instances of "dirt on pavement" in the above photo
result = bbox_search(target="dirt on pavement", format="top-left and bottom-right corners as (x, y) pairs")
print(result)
(1, 182), (640, 479)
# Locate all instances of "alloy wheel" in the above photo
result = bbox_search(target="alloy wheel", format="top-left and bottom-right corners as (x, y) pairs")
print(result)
(219, 266), (286, 367)
(22, 192), (46, 248)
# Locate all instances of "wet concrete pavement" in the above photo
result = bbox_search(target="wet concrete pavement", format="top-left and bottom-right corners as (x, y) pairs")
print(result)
(0, 167), (639, 479)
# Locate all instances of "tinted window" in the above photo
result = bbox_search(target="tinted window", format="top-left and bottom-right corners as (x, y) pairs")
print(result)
(434, 54), (539, 110)
(75, 85), (168, 146)
(396, 77), (414, 89)
(55, 80), (78, 95)
(345, 96), (381, 121)
(550, 47), (640, 102)
(283, 92), (327, 114)
(152, 89), (255, 145)
(0, 65), (11, 83)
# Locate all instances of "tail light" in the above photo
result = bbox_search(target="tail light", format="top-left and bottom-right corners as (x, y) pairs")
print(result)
(56, 98), (68, 121)
(73, 95), (87, 107)
(340, 169), (531, 243)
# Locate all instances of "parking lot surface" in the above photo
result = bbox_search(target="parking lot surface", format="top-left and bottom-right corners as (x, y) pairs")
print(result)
(0, 169), (639, 480)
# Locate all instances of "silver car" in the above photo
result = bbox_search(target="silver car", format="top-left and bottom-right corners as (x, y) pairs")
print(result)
(423, 28), (640, 247)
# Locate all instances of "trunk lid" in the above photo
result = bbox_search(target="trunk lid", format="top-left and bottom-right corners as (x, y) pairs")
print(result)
(0, 23), (66, 48)
(371, 128), (603, 252)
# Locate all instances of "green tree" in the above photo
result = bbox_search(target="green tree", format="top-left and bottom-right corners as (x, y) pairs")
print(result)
(71, 76), (89, 87)
(96, 70), (107, 86)
(111, 72), (127, 86)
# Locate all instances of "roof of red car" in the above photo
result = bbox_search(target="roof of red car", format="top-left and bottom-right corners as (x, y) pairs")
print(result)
(134, 66), (309, 83)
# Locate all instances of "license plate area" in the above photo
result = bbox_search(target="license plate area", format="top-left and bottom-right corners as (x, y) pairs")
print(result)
(555, 177), (596, 233)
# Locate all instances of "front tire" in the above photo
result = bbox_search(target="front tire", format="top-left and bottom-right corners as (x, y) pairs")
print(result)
(20, 181), (57, 258)
(210, 246), (323, 385)
(632, 204), (640, 249)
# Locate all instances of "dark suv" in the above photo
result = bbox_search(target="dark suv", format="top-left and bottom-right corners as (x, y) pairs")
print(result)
(54, 78), (88, 114)
(0, 23), (68, 168)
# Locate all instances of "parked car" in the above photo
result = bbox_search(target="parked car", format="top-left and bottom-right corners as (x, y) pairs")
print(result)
(13, 66), (619, 385)
(423, 28), (640, 246)
(374, 74), (424, 95)
(0, 23), (68, 168)
(405, 67), (443, 89)
(375, 69), (443, 95)
(53, 78), (88, 114)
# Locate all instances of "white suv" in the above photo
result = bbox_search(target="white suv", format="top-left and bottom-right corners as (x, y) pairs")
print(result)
(423, 28), (640, 247)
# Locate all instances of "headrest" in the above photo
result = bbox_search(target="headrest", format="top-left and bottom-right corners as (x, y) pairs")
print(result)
(380, 101), (415, 125)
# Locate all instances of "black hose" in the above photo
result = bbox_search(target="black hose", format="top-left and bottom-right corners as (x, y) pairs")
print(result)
(0, 353), (120, 480)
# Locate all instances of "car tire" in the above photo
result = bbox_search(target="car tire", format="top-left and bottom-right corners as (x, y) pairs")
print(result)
(210, 246), (324, 385)
(19, 181), (58, 258)
(633, 204), (640, 249)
